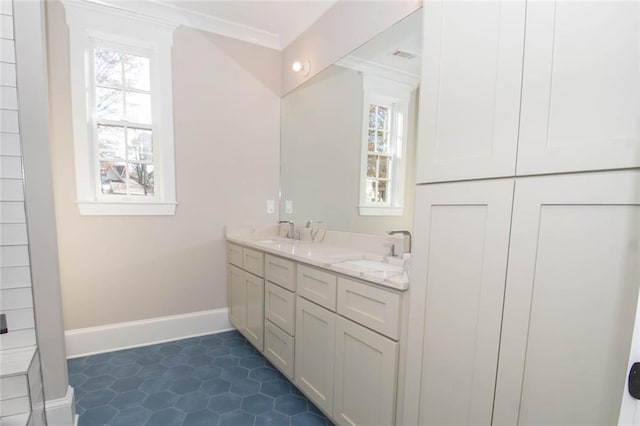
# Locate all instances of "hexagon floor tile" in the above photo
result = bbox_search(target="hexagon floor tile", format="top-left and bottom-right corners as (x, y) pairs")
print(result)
(70, 330), (333, 426)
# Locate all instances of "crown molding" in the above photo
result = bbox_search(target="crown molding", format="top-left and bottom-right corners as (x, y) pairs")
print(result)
(337, 55), (420, 88)
(66, 0), (283, 50)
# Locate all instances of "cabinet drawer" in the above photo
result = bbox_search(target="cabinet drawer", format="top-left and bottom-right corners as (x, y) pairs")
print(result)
(297, 265), (337, 311)
(337, 277), (401, 340)
(227, 243), (243, 268)
(264, 320), (295, 379)
(265, 282), (295, 336)
(265, 254), (296, 291)
(0, 375), (28, 400)
(243, 248), (264, 277)
(0, 395), (30, 416)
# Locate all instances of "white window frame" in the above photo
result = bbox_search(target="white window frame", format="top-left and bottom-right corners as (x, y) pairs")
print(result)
(65, 1), (177, 215)
(358, 75), (412, 216)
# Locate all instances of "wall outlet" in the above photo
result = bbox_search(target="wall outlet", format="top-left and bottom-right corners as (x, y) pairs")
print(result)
(266, 199), (275, 214)
(285, 200), (293, 214)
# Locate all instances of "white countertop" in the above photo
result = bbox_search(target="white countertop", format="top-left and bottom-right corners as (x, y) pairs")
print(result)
(226, 226), (410, 291)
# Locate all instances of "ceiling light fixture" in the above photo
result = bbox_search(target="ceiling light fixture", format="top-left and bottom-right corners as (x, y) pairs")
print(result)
(292, 60), (311, 77)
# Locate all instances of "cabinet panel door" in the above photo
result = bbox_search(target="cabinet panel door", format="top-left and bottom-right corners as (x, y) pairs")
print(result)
(228, 264), (246, 332)
(493, 171), (640, 426)
(244, 272), (264, 351)
(517, 2), (640, 175)
(333, 317), (398, 426)
(402, 179), (514, 426)
(264, 320), (295, 380)
(265, 281), (296, 336)
(416, 1), (525, 183)
(295, 296), (335, 415)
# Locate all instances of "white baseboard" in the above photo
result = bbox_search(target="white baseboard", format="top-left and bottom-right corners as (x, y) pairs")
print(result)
(45, 385), (76, 426)
(65, 308), (232, 358)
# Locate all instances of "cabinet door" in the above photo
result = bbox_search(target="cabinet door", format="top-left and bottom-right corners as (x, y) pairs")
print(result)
(517, 2), (640, 175)
(295, 296), (335, 415)
(333, 317), (398, 426)
(416, 1), (525, 183)
(265, 281), (296, 336)
(401, 179), (514, 426)
(244, 272), (264, 351)
(228, 264), (246, 332)
(264, 320), (295, 380)
(493, 171), (640, 426)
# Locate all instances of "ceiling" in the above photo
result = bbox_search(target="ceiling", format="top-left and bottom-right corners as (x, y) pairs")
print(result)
(163, 1), (338, 48)
(100, 0), (338, 49)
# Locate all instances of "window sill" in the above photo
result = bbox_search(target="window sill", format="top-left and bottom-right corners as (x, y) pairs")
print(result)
(77, 201), (177, 216)
(358, 205), (403, 217)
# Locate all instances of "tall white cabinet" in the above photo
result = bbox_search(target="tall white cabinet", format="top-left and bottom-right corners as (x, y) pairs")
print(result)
(406, 1), (640, 425)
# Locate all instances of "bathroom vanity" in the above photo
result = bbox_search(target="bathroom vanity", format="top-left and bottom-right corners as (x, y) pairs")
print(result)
(226, 227), (410, 426)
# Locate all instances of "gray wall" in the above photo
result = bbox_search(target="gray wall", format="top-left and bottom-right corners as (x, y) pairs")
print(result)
(46, 0), (282, 330)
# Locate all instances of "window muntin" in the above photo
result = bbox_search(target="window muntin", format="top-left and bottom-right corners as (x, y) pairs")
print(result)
(91, 43), (156, 198)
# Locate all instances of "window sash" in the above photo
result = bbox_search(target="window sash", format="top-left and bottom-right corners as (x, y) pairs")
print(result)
(89, 39), (159, 201)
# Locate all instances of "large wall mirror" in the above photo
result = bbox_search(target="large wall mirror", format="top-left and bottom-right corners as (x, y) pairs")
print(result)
(280, 10), (422, 235)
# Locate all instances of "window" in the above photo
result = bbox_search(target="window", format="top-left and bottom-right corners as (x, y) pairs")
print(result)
(65, 2), (177, 215)
(359, 76), (413, 216)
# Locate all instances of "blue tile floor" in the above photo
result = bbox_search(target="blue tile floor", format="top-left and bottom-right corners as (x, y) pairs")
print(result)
(68, 330), (333, 426)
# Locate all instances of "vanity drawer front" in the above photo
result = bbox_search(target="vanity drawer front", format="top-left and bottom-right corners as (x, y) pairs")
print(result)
(0, 375), (28, 400)
(227, 243), (243, 268)
(265, 254), (296, 291)
(265, 282), (296, 335)
(337, 277), (401, 340)
(243, 248), (264, 277)
(264, 320), (295, 379)
(297, 265), (337, 311)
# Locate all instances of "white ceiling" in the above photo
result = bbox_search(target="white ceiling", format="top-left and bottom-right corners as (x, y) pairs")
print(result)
(92, 0), (337, 49)
(162, 0), (338, 48)
(348, 11), (422, 76)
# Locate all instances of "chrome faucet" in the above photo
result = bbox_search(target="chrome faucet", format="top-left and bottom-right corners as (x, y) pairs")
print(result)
(279, 220), (295, 239)
(306, 220), (324, 241)
(387, 230), (412, 253)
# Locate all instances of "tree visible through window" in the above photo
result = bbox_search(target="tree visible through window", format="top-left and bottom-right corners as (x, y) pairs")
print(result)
(366, 103), (392, 204)
(94, 47), (154, 197)
(358, 75), (412, 216)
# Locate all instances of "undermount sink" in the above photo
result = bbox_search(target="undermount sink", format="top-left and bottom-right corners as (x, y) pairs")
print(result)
(333, 258), (403, 274)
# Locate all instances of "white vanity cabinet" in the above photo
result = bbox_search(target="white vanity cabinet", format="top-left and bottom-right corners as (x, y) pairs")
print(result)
(295, 296), (336, 415)
(227, 243), (264, 351)
(263, 254), (297, 379)
(295, 270), (405, 426)
(227, 241), (407, 425)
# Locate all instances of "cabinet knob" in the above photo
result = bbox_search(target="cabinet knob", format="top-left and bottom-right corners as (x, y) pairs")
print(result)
(628, 362), (640, 399)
